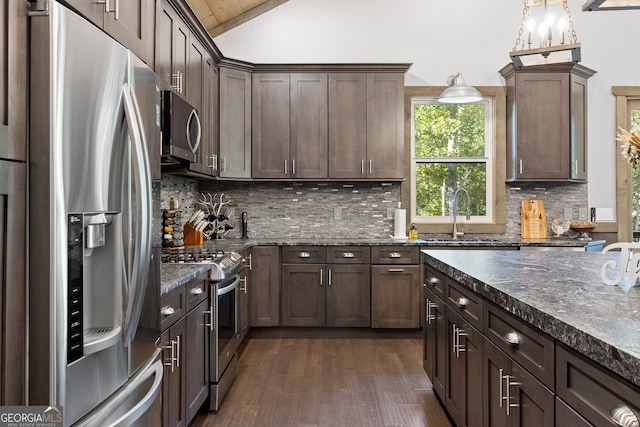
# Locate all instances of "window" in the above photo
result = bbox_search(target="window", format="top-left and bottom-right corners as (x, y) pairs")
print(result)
(411, 97), (495, 223)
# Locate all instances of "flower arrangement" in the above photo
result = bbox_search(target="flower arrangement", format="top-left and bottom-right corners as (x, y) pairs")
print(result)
(617, 127), (640, 168)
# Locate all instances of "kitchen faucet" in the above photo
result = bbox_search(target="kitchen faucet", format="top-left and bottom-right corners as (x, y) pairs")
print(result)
(451, 188), (471, 239)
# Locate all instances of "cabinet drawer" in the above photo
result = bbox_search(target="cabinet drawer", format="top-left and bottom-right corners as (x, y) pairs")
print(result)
(161, 286), (186, 331)
(446, 279), (483, 330)
(185, 272), (209, 312)
(483, 302), (554, 389)
(281, 246), (326, 264)
(371, 246), (418, 264)
(557, 343), (640, 427)
(423, 267), (446, 301)
(326, 246), (370, 264)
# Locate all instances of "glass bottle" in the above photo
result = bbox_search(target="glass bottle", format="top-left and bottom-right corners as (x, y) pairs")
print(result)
(408, 223), (418, 240)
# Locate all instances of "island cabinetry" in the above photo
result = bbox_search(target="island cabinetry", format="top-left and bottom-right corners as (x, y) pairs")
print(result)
(499, 63), (595, 182)
(160, 271), (209, 427)
(371, 246), (420, 328)
(555, 398), (591, 427)
(249, 246), (281, 327)
(219, 65), (251, 178)
(556, 343), (640, 427)
(64, 0), (155, 65)
(238, 249), (251, 341)
(423, 268), (447, 391)
(484, 302), (555, 389)
(252, 73), (328, 179)
(281, 246), (371, 327)
(483, 338), (554, 427)
(329, 73), (404, 179)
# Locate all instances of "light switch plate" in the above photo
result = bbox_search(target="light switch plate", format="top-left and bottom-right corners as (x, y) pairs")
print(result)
(578, 208), (588, 220)
(563, 207), (572, 220)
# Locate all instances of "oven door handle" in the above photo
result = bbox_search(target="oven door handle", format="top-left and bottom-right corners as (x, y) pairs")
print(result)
(217, 274), (241, 297)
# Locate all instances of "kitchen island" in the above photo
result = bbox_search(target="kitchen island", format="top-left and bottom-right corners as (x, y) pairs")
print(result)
(422, 249), (640, 426)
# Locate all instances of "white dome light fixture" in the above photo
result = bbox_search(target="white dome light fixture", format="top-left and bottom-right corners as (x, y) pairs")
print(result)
(437, 73), (482, 104)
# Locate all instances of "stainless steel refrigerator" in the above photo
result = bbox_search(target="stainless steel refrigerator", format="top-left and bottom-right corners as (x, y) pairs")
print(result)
(28, 1), (163, 425)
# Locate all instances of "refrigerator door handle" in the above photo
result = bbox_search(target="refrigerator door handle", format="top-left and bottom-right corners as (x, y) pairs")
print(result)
(121, 80), (153, 346)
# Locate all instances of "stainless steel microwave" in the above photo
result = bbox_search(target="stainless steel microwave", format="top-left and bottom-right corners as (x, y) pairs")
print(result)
(160, 90), (201, 164)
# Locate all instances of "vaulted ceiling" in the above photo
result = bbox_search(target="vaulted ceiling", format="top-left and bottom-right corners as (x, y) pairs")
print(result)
(186, 0), (289, 38)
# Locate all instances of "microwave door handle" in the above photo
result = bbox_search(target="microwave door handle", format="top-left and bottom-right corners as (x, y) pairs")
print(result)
(186, 108), (201, 154)
(121, 81), (153, 346)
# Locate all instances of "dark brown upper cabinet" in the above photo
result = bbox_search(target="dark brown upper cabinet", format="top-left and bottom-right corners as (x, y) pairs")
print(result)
(500, 63), (596, 182)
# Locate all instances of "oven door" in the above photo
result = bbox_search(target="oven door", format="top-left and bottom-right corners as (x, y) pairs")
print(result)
(213, 274), (240, 381)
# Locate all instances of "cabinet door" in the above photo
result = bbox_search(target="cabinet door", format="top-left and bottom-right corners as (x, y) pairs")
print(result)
(366, 73), (404, 179)
(0, 0), (27, 161)
(252, 73), (290, 178)
(511, 362), (554, 427)
(183, 36), (209, 175)
(219, 67), (251, 178)
(154, 0), (175, 87)
(239, 269), (250, 340)
(555, 397), (591, 427)
(514, 72), (570, 180)
(290, 73), (328, 179)
(249, 247), (281, 327)
(199, 54), (219, 177)
(328, 73), (367, 179)
(445, 308), (482, 427)
(424, 288), (446, 401)
(63, 0), (104, 28)
(103, 0), (155, 65)
(326, 264), (370, 327)
(371, 265), (420, 328)
(185, 300), (209, 424)
(483, 338), (511, 427)
(281, 264), (325, 326)
(570, 74), (588, 181)
(0, 160), (25, 404)
(162, 318), (186, 427)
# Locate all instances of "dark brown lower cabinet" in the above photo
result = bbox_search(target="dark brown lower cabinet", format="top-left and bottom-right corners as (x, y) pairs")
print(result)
(483, 338), (554, 427)
(249, 246), (281, 327)
(371, 265), (420, 328)
(445, 308), (482, 427)
(281, 263), (370, 327)
(162, 317), (186, 427)
(423, 286), (446, 399)
(555, 398), (590, 427)
(185, 299), (210, 422)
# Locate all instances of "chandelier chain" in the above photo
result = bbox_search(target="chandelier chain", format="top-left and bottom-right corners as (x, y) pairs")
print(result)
(512, 2), (531, 52)
(562, 0), (578, 44)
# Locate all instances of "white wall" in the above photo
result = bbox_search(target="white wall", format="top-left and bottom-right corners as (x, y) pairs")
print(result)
(213, 0), (640, 219)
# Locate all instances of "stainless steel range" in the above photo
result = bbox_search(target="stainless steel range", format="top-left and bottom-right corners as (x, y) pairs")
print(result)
(161, 247), (244, 411)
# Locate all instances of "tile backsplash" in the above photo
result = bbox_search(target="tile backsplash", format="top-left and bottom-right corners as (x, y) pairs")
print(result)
(160, 175), (588, 240)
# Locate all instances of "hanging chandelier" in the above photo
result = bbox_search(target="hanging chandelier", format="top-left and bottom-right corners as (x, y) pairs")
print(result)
(509, 0), (581, 68)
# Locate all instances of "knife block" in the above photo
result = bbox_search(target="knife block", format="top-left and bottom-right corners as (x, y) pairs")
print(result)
(184, 222), (204, 245)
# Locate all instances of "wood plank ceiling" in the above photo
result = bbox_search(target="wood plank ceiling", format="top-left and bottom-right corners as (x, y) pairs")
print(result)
(187, 0), (289, 37)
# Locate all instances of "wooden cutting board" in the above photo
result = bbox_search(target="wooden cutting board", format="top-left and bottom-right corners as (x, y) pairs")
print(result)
(521, 200), (548, 238)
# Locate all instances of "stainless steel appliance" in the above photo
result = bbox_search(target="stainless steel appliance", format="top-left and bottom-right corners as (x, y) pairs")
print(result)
(29, 2), (163, 425)
(161, 89), (202, 164)
(161, 248), (244, 411)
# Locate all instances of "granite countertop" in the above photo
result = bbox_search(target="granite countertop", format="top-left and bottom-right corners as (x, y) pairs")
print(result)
(160, 237), (605, 295)
(422, 249), (640, 388)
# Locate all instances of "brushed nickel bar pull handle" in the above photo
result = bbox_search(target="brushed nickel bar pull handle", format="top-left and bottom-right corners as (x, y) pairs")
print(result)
(239, 277), (247, 293)
(369, 159), (373, 175)
(320, 268), (323, 286)
(452, 324), (457, 355)
(499, 368), (505, 409)
(361, 159), (365, 175)
(284, 159), (288, 175)
(519, 159), (523, 175)
(610, 405), (639, 427)
(204, 307), (214, 331)
(387, 268), (405, 273)
(427, 301), (437, 324)
(292, 159), (296, 175)
(328, 269), (332, 286)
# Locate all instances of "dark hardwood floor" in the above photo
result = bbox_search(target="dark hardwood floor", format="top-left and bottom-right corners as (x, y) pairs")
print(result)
(191, 332), (452, 427)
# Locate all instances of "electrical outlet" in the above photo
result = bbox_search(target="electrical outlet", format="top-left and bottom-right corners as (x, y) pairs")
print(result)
(563, 207), (572, 220)
(578, 208), (588, 220)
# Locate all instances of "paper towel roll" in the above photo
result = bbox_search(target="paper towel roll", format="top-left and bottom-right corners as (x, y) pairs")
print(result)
(393, 208), (406, 238)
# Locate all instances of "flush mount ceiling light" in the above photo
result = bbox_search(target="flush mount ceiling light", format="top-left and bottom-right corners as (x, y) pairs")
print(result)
(509, 0), (581, 68)
(583, 0), (640, 10)
(437, 73), (482, 104)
